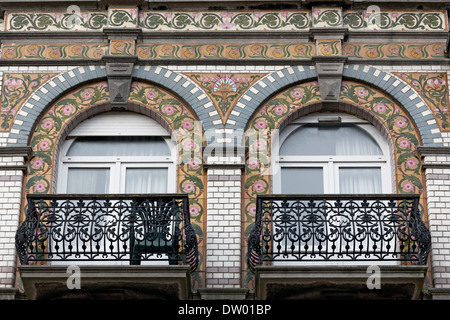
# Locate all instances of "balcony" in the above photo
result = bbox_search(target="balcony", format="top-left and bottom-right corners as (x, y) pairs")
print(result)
(15, 194), (198, 300)
(247, 194), (431, 300)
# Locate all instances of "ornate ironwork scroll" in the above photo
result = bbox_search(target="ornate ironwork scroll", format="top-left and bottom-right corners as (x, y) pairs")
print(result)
(247, 194), (431, 271)
(16, 194), (198, 271)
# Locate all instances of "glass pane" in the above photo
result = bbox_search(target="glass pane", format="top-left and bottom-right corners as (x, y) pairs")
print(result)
(67, 168), (110, 193)
(280, 124), (382, 156)
(125, 168), (168, 193)
(67, 136), (171, 157)
(281, 167), (324, 194)
(339, 167), (382, 194)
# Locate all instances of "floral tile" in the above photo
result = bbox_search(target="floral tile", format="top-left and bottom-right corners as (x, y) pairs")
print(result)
(394, 72), (450, 131)
(137, 43), (315, 60)
(185, 73), (266, 124)
(343, 43), (447, 59)
(110, 40), (135, 56)
(317, 40), (341, 56)
(138, 10), (312, 31)
(2, 43), (108, 60)
(0, 73), (58, 131)
(312, 7), (343, 28)
(108, 7), (138, 28)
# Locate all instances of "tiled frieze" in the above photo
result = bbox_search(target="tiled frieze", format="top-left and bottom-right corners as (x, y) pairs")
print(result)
(138, 10), (312, 31)
(2, 42), (446, 61)
(137, 43), (316, 60)
(343, 43), (447, 59)
(5, 10), (108, 31)
(393, 72), (450, 131)
(343, 10), (447, 31)
(2, 43), (108, 60)
(4, 9), (447, 32)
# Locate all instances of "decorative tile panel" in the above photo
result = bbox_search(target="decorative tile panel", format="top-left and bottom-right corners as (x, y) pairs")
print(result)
(1, 43), (108, 59)
(343, 10), (447, 31)
(5, 10), (108, 31)
(108, 7), (138, 28)
(394, 72), (450, 131)
(185, 73), (266, 124)
(110, 40), (135, 56)
(137, 43), (315, 60)
(0, 73), (58, 131)
(317, 40), (341, 56)
(4, 9), (447, 32)
(312, 7), (343, 27)
(138, 10), (312, 31)
(343, 43), (447, 59)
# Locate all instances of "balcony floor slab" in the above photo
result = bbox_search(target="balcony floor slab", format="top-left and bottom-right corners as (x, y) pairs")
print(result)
(18, 265), (193, 300)
(254, 265), (428, 300)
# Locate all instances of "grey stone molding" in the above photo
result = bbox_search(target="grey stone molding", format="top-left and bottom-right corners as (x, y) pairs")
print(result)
(231, 64), (442, 146)
(312, 56), (348, 103)
(9, 64), (444, 148)
(417, 146), (450, 157)
(0, 146), (32, 159)
(102, 55), (138, 107)
(19, 264), (193, 300)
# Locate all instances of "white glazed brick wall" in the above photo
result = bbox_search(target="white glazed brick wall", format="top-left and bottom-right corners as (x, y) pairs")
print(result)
(165, 65), (290, 73)
(206, 166), (242, 288)
(422, 155), (450, 288)
(0, 161), (24, 288)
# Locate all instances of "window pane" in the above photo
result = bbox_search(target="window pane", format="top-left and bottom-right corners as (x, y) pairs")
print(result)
(281, 168), (324, 194)
(125, 168), (168, 193)
(67, 168), (110, 193)
(67, 136), (171, 157)
(339, 167), (382, 194)
(280, 124), (382, 156)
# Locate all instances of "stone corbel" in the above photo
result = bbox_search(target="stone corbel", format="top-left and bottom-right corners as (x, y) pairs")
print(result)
(102, 55), (138, 107)
(313, 56), (347, 105)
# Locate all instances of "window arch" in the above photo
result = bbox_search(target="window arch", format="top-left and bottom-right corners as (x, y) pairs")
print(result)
(57, 112), (177, 194)
(273, 112), (393, 194)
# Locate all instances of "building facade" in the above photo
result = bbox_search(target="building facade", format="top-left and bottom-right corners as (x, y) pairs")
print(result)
(0, 0), (449, 300)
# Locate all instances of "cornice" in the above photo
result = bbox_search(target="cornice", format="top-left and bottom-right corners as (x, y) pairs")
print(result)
(0, 146), (33, 159)
(417, 146), (450, 157)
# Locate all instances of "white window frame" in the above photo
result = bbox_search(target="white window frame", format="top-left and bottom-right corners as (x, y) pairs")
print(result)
(56, 113), (177, 194)
(272, 113), (392, 194)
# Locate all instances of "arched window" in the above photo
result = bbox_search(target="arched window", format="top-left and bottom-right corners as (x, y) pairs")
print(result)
(274, 113), (392, 194)
(57, 112), (176, 194)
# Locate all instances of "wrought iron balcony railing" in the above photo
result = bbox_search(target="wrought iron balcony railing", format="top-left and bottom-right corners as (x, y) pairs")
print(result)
(247, 194), (431, 271)
(15, 194), (198, 271)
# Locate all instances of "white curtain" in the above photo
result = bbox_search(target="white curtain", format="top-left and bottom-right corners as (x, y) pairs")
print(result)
(67, 136), (171, 157)
(67, 168), (110, 193)
(125, 168), (168, 193)
(339, 167), (382, 194)
(280, 125), (382, 156)
(335, 126), (382, 156)
(281, 168), (324, 194)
